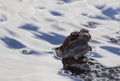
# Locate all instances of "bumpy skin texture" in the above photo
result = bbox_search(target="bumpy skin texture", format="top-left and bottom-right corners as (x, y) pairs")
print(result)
(59, 29), (92, 58)
(55, 29), (92, 59)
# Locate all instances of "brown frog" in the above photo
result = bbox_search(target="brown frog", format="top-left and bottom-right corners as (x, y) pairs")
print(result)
(55, 29), (92, 59)
(55, 29), (92, 75)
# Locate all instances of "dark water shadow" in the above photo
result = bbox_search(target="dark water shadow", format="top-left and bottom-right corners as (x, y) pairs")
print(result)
(34, 32), (65, 45)
(96, 5), (120, 21)
(50, 11), (63, 16)
(93, 16), (107, 20)
(100, 46), (120, 55)
(62, 0), (71, 3)
(29, 51), (55, 56)
(29, 50), (40, 55)
(44, 51), (53, 54)
(91, 52), (102, 58)
(1, 37), (26, 49)
(60, 0), (78, 3)
(20, 24), (39, 31)
(82, 5), (120, 21)
(89, 39), (101, 44)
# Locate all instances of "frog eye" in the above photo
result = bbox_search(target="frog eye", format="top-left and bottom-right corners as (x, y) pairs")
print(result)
(80, 29), (89, 33)
(71, 32), (78, 36)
